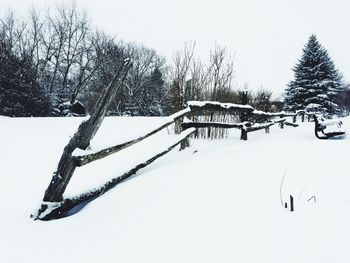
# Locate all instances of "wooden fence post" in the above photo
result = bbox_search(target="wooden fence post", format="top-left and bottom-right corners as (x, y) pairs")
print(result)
(36, 59), (132, 217)
(240, 90), (249, 141)
(240, 129), (248, 140)
(240, 90), (248, 123)
(290, 195), (294, 212)
(180, 117), (190, 150)
(176, 113), (190, 151)
(207, 112), (214, 139)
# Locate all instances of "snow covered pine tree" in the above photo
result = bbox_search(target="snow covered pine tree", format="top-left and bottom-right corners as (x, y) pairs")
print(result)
(284, 35), (344, 116)
(0, 41), (49, 117)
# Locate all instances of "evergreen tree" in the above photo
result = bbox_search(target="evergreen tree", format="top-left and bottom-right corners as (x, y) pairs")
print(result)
(142, 67), (166, 116)
(284, 35), (344, 116)
(0, 41), (49, 117)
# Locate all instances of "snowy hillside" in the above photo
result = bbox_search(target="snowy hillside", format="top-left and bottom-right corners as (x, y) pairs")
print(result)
(1, 116), (350, 263)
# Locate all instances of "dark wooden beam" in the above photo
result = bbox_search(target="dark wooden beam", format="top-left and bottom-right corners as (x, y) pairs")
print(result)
(182, 121), (244, 130)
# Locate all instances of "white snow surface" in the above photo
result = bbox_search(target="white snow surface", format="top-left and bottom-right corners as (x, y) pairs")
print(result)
(1, 116), (350, 262)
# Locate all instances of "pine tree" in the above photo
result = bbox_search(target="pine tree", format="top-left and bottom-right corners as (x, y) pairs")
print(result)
(142, 67), (166, 116)
(0, 41), (49, 117)
(284, 35), (344, 116)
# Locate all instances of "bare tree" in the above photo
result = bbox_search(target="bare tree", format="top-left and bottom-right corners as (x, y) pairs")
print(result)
(21, 2), (99, 113)
(252, 88), (273, 112)
(123, 44), (165, 115)
(0, 10), (27, 55)
(186, 59), (209, 101)
(166, 41), (196, 152)
(66, 30), (104, 104)
(23, 8), (44, 71)
(169, 42), (195, 114)
(85, 38), (128, 115)
(58, 4), (90, 93)
(206, 44), (235, 101)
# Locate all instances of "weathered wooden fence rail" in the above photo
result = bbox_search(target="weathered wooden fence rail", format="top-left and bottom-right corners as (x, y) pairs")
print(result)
(74, 107), (191, 167)
(183, 101), (313, 140)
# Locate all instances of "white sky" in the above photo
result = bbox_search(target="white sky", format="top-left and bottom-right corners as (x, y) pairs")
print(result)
(2, 0), (350, 97)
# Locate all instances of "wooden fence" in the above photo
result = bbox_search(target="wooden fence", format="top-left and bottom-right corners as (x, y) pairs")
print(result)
(33, 98), (310, 221)
(183, 101), (310, 140)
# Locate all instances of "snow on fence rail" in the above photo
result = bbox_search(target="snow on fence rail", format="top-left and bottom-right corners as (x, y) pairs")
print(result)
(34, 95), (312, 220)
(34, 128), (196, 220)
(73, 107), (191, 167)
(185, 101), (311, 140)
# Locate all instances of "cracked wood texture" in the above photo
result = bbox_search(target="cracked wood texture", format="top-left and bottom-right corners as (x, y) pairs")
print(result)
(42, 59), (131, 205)
(37, 129), (196, 220)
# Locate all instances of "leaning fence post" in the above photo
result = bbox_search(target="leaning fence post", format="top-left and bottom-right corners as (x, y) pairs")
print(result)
(35, 59), (132, 219)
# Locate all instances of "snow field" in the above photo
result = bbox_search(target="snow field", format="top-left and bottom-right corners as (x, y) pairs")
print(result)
(1, 116), (350, 262)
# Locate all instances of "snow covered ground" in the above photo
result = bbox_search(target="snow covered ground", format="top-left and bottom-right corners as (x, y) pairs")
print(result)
(1, 115), (350, 263)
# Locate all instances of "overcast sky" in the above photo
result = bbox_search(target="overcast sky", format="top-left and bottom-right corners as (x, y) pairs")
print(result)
(2, 0), (350, 97)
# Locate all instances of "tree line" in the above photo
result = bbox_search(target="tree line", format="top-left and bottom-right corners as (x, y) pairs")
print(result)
(1, 4), (349, 118)
(0, 4), (167, 117)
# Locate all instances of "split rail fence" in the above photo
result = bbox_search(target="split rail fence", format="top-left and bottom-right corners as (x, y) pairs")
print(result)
(33, 76), (311, 221)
